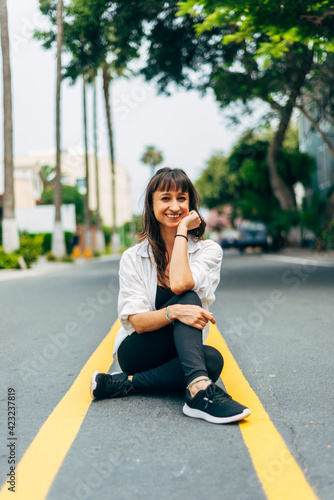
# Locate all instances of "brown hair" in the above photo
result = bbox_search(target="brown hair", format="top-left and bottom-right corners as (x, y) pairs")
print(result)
(139, 167), (206, 288)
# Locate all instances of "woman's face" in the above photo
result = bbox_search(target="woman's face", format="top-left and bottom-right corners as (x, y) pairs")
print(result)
(152, 189), (190, 229)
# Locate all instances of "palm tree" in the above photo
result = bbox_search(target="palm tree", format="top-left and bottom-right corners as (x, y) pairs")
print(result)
(102, 62), (119, 253)
(51, 0), (66, 258)
(35, 1), (134, 254)
(82, 75), (92, 257)
(39, 165), (56, 192)
(93, 75), (105, 253)
(141, 146), (164, 178)
(0, 0), (19, 252)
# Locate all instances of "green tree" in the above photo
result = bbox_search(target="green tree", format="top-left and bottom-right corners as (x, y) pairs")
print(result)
(141, 146), (164, 178)
(178, 1), (334, 55)
(178, 0), (334, 224)
(0, 0), (19, 252)
(108, 1), (333, 229)
(180, 1), (334, 159)
(141, 2), (314, 211)
(196, 129), (314, 244)
(195, 154), (237, 209)
(108, 1), (313, 212)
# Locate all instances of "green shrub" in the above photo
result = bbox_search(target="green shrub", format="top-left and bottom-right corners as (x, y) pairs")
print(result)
(42, 233), (52, 254)
(32, 232), (73, 255)
(103, 226), (111, 246)
(266, 210), (300, 249)
(18, 234), (43, 268)
(61, 255), (74, 263)
(64, 232), (74, 255)
(322, 220), (334, 250)
(45, 251), (56, 261)
(0, 247), (20, 269)
(45, 252), (74, 263)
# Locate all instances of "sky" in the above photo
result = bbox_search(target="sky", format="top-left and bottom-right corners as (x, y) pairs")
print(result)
(1, 0), (262, 214)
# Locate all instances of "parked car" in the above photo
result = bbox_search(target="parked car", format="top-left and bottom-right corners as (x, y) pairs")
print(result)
(236, 221), (272, 252)
(219, 229), (240, 249)
(219, 222), (272, 252)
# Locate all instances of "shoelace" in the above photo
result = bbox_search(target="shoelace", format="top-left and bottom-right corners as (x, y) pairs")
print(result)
(204, 384), (232, 407)
(105, 374), (132, 396)
(105, 374), (122, 393)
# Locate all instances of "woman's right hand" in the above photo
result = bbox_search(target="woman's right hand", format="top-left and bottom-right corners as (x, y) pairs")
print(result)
(169, 304), (216, 330)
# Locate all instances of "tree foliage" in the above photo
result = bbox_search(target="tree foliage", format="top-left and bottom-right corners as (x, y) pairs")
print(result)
(196, 129), (314, 233)
(107, 1), (316, 212)
(195, 154), (237, 209)
(141, 145), (164, 176)
(177, 1), (334, 203)
(179, 0), (334, 56)
(35, 0), (159, 80)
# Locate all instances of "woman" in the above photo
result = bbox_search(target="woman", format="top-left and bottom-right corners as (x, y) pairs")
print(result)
(90, 168), (250, 424)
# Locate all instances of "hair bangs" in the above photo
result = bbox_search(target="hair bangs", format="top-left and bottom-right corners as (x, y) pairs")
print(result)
(153, 169), (190, 194)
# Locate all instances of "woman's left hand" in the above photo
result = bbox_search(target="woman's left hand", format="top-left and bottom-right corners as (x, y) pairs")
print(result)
(179, 210), (201, 231)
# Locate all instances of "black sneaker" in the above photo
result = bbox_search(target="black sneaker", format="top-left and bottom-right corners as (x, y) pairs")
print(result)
(90, 371), (133, 400)
(183, 383), (250, 424)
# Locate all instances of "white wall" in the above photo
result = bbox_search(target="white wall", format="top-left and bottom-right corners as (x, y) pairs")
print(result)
(16, 204), (76, 233)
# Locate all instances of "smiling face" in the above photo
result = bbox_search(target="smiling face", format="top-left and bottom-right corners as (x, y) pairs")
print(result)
(152, 189), (190, 229)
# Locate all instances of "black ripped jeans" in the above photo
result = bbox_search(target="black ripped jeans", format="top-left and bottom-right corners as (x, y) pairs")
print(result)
(117, 290), (224, 392)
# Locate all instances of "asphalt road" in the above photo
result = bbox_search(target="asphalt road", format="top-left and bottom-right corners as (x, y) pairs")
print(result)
(0, 252), (333, 500)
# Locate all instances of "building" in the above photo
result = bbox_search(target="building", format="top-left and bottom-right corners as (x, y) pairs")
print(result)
(0, 151), (133, 228)
(299, 114), (334, 198)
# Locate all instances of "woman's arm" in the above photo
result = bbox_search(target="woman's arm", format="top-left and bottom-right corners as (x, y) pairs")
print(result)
(129, 303), (215, 333)
(129, 308), (173, 333)
(169, 211), (201, 294)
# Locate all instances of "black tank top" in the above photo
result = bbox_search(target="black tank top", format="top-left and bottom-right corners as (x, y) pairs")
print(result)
(155, 285), (175, 310)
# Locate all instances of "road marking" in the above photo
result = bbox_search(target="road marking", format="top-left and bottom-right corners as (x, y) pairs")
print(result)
(206, 324), (318, 500)
(1, 320), (318, 500)
(261, 254), (334, 267)
(0, 320), (120, 500)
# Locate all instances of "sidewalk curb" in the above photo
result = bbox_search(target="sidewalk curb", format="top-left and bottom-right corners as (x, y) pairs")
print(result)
(0, 254), (121, 283)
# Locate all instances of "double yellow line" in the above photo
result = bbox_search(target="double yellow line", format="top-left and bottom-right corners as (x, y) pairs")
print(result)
(0, 322), (318, 500)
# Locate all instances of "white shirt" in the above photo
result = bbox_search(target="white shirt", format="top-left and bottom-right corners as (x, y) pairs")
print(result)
(112, 237), (223, 358)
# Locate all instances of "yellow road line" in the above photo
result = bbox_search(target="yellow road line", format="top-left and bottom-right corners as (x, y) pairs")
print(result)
(206, 324), (318, 500)
(0, 320), (120, 500)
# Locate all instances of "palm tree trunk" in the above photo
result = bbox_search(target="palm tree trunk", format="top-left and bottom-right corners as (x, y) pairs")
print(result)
(102, 64), (119, 252)
(93, 77), (105, 253)
(52, 0), (66, 258)
(0, 0), (19, 251)
(83, 76), (92, 256)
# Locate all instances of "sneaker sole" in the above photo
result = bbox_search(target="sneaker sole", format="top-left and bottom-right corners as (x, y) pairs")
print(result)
(90, 371), (122, 399)
(182, 403), (251, 424)
(90, 371), (101, 399)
